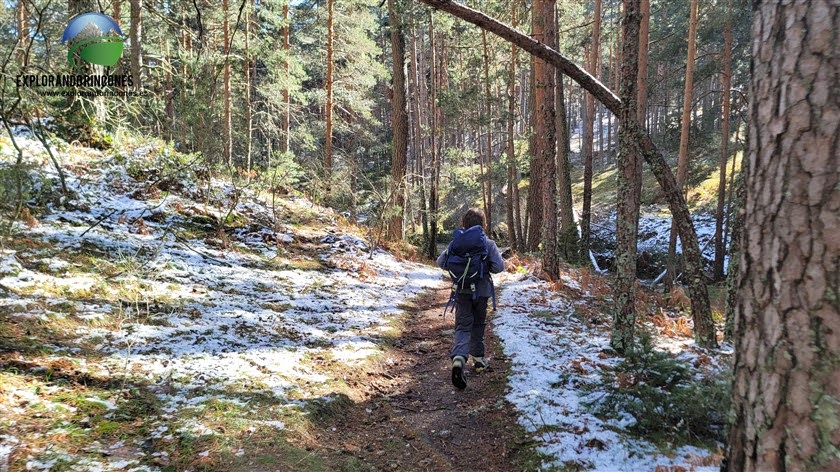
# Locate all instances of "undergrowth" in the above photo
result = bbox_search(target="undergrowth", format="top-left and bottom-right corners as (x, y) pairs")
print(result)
(586, 334), (730, 448)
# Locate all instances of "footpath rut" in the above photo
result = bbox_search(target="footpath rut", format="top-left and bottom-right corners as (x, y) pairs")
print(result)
(308, 285), (534, 471)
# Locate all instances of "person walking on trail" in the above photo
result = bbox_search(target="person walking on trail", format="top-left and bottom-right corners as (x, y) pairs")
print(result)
(437, 208), (505, 390)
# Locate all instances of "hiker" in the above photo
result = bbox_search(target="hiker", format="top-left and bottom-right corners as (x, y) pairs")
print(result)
(437, 208), (504, 390)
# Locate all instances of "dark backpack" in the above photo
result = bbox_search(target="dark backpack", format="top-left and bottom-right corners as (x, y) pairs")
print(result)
(442, 225), (495, 316)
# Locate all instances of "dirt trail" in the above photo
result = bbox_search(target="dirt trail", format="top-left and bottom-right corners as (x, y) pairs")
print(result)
(306, 286), (536, 471)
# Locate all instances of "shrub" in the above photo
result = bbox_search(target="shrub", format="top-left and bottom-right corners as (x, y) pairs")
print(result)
(587, 334), (730, 447)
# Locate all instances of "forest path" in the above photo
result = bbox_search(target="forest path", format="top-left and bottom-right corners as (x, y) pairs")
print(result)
(305, 285), (537, 471)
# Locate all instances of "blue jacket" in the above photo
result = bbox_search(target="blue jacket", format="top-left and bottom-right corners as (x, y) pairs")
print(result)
(436, 236), (505, 299)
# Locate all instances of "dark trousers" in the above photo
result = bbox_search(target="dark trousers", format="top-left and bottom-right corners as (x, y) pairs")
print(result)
(450, 293), (488, 360)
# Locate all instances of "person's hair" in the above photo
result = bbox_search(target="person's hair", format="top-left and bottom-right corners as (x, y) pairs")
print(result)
(461, 208), (486, 229)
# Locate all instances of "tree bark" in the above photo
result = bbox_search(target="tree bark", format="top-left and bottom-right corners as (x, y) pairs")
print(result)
(17, 0), (28, 66)
(725, 1), (840, 469)
(417, 0), (717, 347)
(222, 0), (232, 166)
(611, 0), (642, 354)
(581, 0), (601, 262)
(409, 23), (429, 244)
(531, 0), (558, 278)
(506, 5), (519, 252)
(388, 0), (408, 241)
(552, 8), (577, 264)
(526, 57), (542, 252)
(283, 2), (291, 154)
(482, 30), (494, 232)
(325, 0), (335, 181)
(714, 0), (733, 281)
(245, 2), (253, 172)
(112, 0), (121, 25)
(427, 11), (440, 259)
(636, 0), (649, 124)
(665, 0), (699, 288)
(129, 0), (142, 92)
(556, 68), (578, 262)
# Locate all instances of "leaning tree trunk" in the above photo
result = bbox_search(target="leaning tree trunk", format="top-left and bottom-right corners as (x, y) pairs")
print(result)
(417, 0), (717, 348)
(725, 2), (840, 470)
(388, 0), (408, 241)
(611, 0), (642, 354)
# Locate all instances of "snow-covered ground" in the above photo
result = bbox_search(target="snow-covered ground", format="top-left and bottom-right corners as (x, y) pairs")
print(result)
(494, 273), (726, 471)
(0, 135), (441, 470)
(590, 206), (729, 277)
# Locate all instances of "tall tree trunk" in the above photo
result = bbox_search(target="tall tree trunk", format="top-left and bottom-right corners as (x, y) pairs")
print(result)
(283, 2), (291, 154)
(555, 12), (578, 263)
(129, 0), (142, 92)
(636, 0), (649, 124)
(17, 0), (28, 66)
(409, 23), (429, 244)
(713, 0), (733, 281)
(482, 30), (494, 232)
(165, 44), (174, 140)
(506, 5), (519, 252)
(245, 2), (253, 172)
(388, 0), (408, 241)
(611, 0), (642, 354)
(222, 0), (232, 166)
(723, 162), (744, 343)
(581, 0), (601, 262)
(531, 0), (558, 278)
(417, 0), (717, 348)
(725, 2), (840, 469)
(325, 0), (335, 181)
(526, 57), (542, 252)
(665, 0), (699, 288)
(427, 11), (440, 259)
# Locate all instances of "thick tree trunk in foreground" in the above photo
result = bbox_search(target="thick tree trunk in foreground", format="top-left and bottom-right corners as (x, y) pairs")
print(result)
(727, 0), (840, 472)
(418, 0), (717, 347)
(665, 0), (699, 288)
(388, 0), (408, 241)
(725, 2), (840, 470)
(611, 0), (642, 354)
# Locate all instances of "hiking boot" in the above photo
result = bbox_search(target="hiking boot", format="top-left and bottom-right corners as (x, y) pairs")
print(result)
(473, 357), (488, 373)
(451, 356), (467, 390)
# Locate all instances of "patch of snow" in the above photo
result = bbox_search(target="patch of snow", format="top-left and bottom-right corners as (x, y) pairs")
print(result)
(494, 274), (720, 471)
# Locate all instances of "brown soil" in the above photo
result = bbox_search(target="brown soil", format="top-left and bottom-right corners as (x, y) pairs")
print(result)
(300, 286), (538, 472)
